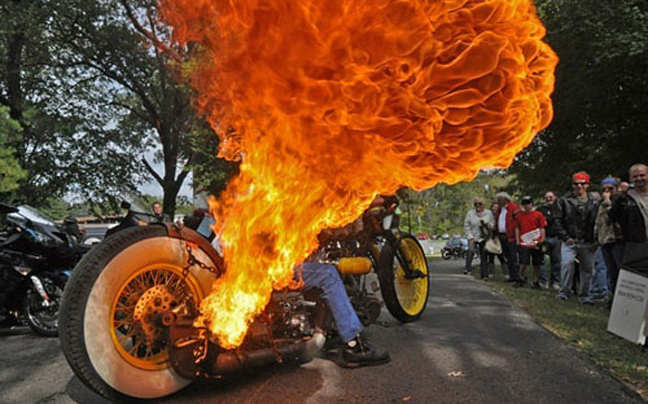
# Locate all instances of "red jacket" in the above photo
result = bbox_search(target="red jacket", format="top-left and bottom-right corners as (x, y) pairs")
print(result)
(498, 201), (520, 242)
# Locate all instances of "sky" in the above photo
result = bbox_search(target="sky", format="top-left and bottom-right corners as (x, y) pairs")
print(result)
(139, 145), (193, 198)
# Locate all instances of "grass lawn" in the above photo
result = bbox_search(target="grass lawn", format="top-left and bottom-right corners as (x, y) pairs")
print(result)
(480, 269), (648, 399)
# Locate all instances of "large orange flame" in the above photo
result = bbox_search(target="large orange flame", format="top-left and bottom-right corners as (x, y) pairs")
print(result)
(161, 0), (557, 348)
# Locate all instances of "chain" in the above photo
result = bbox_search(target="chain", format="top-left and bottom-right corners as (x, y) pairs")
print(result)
(177, 242), (222, 308)
(181, 242), (223, 284)
(183, 242), (222, 277)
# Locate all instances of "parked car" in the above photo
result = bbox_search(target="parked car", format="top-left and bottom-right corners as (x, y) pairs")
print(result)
(416, 233), (429, 240)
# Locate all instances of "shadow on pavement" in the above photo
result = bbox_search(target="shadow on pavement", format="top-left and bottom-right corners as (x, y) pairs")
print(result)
(64, 357), (324, 404)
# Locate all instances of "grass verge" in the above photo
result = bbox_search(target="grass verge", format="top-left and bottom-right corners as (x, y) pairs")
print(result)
(482, 271), (648, 400)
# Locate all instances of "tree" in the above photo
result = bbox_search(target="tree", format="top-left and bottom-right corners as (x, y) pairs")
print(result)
(0, 106), (26, 192)
(510, 0), (648, 194)
(0, 0), (149, 207)
(1, 0), (236, 214)
(51, 0), (238, 215)
(401, 172), (515, 236)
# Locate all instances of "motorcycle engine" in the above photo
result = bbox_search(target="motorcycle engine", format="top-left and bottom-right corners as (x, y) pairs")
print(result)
(266, 291), (316, 339)
(167, 291), (319, 379)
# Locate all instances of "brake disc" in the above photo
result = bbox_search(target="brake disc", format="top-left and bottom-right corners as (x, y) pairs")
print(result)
(133, 285), (179, 346)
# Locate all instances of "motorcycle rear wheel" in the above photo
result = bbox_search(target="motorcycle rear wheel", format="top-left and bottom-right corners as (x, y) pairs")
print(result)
(378, 234), (430, 323)
(59, 226), (218, 401)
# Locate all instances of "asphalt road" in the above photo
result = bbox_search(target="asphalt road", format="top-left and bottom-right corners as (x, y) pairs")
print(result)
(0, 259), (643, 404)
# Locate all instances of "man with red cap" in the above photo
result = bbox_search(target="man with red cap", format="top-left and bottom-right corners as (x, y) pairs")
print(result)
(554, 171), (601, 303)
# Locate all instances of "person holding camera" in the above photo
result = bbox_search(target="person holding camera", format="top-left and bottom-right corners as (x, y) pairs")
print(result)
(595, 177), (624, 302)
(463, 197), (495, 279)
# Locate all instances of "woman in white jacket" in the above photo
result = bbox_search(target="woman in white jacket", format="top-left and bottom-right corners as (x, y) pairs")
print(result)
(464, 198), (496, 278)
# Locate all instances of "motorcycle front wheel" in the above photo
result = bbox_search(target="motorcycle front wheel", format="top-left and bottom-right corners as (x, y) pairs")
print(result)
(441, 249), (451, 260)
(59, 226), (218, 401)
(23, 276), (62, 337)
(378, 233), (430, 323)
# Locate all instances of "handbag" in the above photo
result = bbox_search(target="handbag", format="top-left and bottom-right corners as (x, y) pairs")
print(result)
(484, 236), (502, 255)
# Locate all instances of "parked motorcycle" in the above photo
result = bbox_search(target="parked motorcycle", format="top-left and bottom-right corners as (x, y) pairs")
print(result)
(440, 237), (469, 260)
(0, 203), (87, 336)
(59, 199), (429, 401)
(103, 200), (158, 239)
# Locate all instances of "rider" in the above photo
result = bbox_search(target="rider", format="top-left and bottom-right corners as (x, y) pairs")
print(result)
(300, 200), (391, 368)
(301, 259), (390, 368)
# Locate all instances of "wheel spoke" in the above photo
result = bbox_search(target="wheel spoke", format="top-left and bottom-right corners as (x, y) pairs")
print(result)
(111, 266), (199, 370)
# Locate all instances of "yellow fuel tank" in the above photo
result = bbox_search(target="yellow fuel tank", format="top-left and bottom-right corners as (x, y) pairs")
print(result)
(337, 257), (372, 275)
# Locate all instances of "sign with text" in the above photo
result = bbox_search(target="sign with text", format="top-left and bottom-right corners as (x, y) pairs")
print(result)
(607, 269), (648, 344)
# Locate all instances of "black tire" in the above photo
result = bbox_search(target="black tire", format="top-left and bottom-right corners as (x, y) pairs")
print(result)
(59, 226), (217, 402)
(441, 249), (451, 260)
(378, 234), (430, 323)
(23, 278), (60, 337)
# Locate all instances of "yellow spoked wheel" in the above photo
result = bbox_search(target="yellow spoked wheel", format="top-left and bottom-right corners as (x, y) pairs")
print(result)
(110, 264), (202, 370)
(378, 233), (430, 322)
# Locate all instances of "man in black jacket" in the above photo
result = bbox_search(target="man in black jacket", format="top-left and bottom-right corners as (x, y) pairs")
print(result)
(537, 191), (561, 289)
(554, 172), (600, 304)
(610, 164), (648, 244)
(609, 164), (648, 276)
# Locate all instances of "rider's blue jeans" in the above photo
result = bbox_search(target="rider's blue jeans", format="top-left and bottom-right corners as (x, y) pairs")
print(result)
(301, 262), (363, 343)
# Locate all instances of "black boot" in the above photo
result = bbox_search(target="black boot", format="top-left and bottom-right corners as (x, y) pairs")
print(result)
(338, 334), (390, 368)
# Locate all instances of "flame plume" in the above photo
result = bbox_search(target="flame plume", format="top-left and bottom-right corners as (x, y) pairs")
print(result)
(161, 0), (557, 348)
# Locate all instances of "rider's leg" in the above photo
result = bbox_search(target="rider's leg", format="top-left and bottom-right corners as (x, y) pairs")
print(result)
(301, 262), (362, 342)
(300, 262), (389, 367)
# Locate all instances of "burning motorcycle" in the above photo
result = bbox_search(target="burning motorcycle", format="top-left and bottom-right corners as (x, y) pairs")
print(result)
(0, 203), (87, 336)
(59, 198), (429, 401)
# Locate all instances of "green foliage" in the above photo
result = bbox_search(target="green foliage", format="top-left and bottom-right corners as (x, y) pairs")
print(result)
(186, 123), (239, 197)
(400, 172), (515, 236)
(0, 107), (26, 193)
(511, 0), (648, 195)
(0, 0), (149, 205)
(0, 0), (234, 215)
(38, 193), (197, 221)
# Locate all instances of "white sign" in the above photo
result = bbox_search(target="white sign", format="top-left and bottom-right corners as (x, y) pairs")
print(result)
(607, 269), (648, 344)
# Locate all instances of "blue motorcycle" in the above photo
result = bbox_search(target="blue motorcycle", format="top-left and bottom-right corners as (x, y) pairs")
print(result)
(0, 203), (88, 336)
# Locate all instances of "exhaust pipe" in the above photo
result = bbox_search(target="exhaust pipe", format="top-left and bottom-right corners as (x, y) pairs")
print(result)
(168, 316), (326, 379)
(29, 275), (51, 305)
(211, 331), (326, 374)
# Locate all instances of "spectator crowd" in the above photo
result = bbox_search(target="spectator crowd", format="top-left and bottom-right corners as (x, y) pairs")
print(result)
(463, 163), (648, 306)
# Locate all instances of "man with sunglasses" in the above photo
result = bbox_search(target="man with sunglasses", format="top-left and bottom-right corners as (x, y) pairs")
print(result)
(554, 171), (600, 303)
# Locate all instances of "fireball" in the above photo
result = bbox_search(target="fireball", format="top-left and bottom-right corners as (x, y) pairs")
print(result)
(161, 0), (558, 348)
